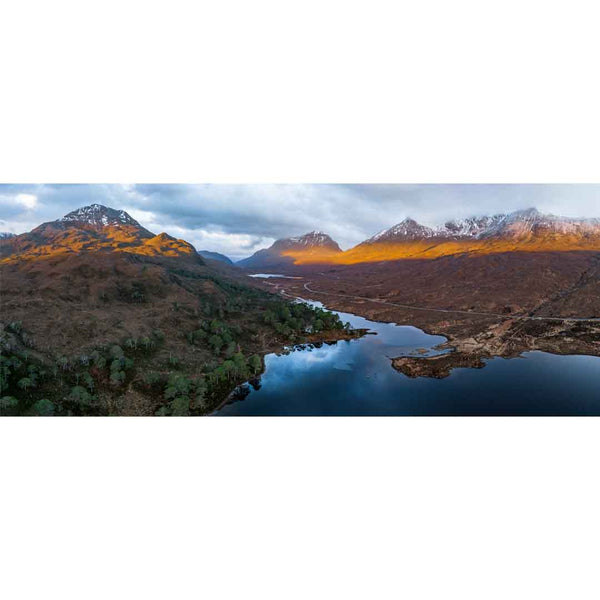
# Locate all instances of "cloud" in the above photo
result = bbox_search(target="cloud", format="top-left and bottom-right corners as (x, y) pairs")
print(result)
(16, 193), (38, 210)
(0, 184), (599, 258)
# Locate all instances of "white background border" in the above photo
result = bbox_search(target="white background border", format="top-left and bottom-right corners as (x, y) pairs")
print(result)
(1, 1), (599, 599)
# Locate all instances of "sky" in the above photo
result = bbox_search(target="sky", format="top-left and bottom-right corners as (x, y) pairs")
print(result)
(1, 184), (599, 260)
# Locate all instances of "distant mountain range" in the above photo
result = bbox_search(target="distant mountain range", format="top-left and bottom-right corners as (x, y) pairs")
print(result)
(365, 208), (600, 243)
(239, 208), (600, 269)
(2, 205), (599, 269)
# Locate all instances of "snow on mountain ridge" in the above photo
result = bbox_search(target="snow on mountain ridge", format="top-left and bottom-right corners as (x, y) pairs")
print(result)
(60, 204), (140, 228)
(365, 209), (600, 244)
(437, 215), (506, 238)
(482, 208), (600, 238)
(371, 219), (438, 241)
(283, 231), (340, 248)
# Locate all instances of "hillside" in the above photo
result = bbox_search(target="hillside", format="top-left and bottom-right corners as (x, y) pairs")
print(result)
(199, 250), (234, 265)
(0, 206), (358, 416)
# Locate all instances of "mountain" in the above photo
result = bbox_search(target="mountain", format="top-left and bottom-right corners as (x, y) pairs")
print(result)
(0, 204), (199, 262)
(0, 206), (353, 416)
(0, 232), (16, 239)
(367, 218), (439, 242)
(480, 208), (600, 241)
(236, 208), (600, 270)
(198, 250), (234, 265)
(238, 231), (342, 270)
(59, 203), (150, 229)
(364, 208), (600, 245)
(289, 209), (600, 265)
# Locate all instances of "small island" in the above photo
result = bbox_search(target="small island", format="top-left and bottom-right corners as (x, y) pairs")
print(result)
(391, 352), (486, 379)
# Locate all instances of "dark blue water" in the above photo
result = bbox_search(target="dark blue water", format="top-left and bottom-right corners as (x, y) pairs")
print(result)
(216, 302), (600, 416)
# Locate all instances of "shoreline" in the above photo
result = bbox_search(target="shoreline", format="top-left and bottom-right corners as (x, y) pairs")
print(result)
(214, 276), (600, 409)
(268, 278), (600, 362)
(210, 327), (368, 414)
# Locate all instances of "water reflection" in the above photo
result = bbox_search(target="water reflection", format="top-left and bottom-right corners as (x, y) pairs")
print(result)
(216, 302), (600, 416)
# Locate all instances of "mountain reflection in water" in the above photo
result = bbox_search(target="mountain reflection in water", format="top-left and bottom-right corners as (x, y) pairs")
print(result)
(216, 301), (600, 416)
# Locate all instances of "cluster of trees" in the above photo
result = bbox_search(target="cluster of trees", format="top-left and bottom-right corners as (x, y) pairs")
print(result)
(1, 319), (264, 416)
(153, 352), (262, 416)
(1, 352), (61, 416)
(0, 328), (168, 416)
(155, 373), (207, 416)
(1, 352), (59, 415)
(206, 352), (262, 385)
(1, 280), (354, 416)
(263, 301), (348, 338)
(0, 394), (54, 416)
(185, 318), (244, 358)
(168, 270), (272, 318)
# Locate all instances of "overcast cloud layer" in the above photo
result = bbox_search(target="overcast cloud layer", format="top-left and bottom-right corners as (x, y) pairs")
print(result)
(1, 184), (599, 260)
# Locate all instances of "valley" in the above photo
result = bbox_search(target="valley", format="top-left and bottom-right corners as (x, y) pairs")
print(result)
(246, 250), (600, 380)
(2, 201), (599, 415)
(235, 207), (600, 381)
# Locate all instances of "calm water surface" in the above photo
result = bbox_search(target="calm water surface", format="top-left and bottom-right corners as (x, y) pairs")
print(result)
(216, 301), (600, 416)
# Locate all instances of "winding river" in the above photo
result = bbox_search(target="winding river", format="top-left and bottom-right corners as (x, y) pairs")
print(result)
(215, 301), (600, 416)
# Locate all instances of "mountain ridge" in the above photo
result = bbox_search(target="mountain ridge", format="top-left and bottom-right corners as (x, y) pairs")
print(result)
(236, 208), (600, 270)
(298, 208), (600, 266)
(3, 204), (600, 269)
(0, 204), (200, 262)
(364, 208), (600, 244)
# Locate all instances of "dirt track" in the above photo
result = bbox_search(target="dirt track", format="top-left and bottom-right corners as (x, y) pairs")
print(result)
(301, 281), (600, 323)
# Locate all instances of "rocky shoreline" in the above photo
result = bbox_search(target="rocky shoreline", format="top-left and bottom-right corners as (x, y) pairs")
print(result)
(268, 276), (600, 380)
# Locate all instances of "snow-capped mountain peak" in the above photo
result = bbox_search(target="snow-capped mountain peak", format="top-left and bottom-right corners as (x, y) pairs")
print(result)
(60, 204), (141, 228)
(282, 231), (341, 250)
(369, 218), (437, 242)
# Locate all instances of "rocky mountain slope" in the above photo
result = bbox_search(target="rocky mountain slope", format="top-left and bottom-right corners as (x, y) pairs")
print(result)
(0, 204), (198, 262)
(237, 231), (342, 270)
